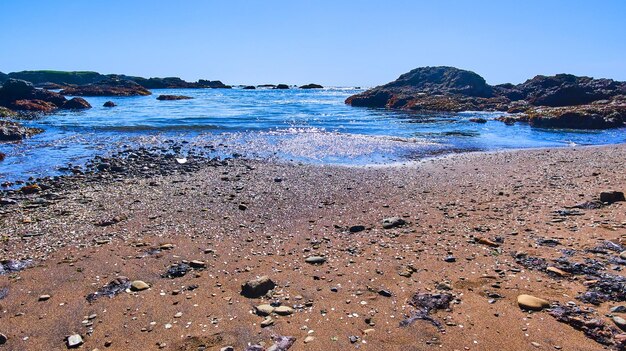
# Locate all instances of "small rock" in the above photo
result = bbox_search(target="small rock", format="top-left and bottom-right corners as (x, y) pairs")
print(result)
(546, 267), (570, 277)
(600, 191), (625, 204)
(241, 276), (276, 298)
(349, 225), (365, 233)
(190, 260), (206, 268)
(103, 101), (116, 107)
(274, 306), (294, 315)
(614, 316), (626, 331)
(305, 256), (326, 264)
(254, 304), (275, 316)
(378, 289), (392, 297)
(38, 294), (51, 301)
(444, 256), (456, 263)
(303, 336), (315, 343)
(220, 347), (234, 351)
(349, 335), (359, 343)
(67, 334), (83, 348)
(130, 280), (150, 291)
(517, 294), (550, 311)
(261, 316), (275, 327)
(611, 306), (626, 313)
(0, 333), (6, 345)
(382, 217), (405, 229)
(476, 237), (499, 247)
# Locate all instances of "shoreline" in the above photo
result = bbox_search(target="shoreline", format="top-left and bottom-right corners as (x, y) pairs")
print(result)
(1, 143), (626, 350)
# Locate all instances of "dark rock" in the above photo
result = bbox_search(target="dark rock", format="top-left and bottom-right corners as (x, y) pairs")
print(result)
(469, 117), (487, 123)
(197, 79), (231, 89)
(0, 120), (44, 142)
(86, 276), (130, 302)
(0, 152), (4, 161)
(103, 101), (116, 107)
(162, 263), (191, 278)
(349, 225), (365, 233)
(156, 95), (193, 101)
(0, 259), (34, 275)
(62, 97), (91, 109)
(0, 79), (69, 111)
(243, 85), (256, 90)
(241, 276), (276, 298)
(60, 78), (151, 96)
(0, 332), (5, 345)
(257, 84), (276, 88)
(300, 84), (323, 89)
(527, 105), (625, 129)
(274, 84), (289, 90)
(600, 191), (625, 204)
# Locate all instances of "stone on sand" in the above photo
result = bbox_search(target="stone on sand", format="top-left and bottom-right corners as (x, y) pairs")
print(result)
(241, 276), (276, 298)
(517, 294), (550, 310)
(131, 280), (150, 291)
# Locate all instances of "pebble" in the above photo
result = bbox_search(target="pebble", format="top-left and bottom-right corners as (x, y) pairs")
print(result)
(190, 260), (206, 268)
(38, 294), (51, 301)
(261, 316), (275, 327)
(614, 316), (626, 331)
(305, 256), (326, 264)
(0, 333), (6, 345)
(130, 280), (150, 291)
(67, 334), (83, 348)
(274, 306), (294, 315)
(517, 294), (550, 311)
(382, 217), (405, 229)
(546, 267), (569, 277)
(255, 304), (275, 316)
(620, 251), (626, 260)
(220, 347), (234, 351)
(611, 306), (626, 313)
(303, 336), (315, 343)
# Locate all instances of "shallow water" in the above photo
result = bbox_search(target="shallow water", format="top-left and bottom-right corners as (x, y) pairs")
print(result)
(1, 87), (625, 182)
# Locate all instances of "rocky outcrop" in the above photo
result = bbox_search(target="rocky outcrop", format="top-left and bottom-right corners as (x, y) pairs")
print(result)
(156, 95), (193, 101)
(346, 66), (626, 129)
(300, 83), (323, 89)
(103, 101), (116, 107)
(243, 86), (256, 90)
(0, 120), (43, 142)
(274, 84), (289, 90)
(0, 79), (83, 112)
(60, 78), (151, 96)
(62, 97), (92, 109)
(0, 72), (7, 84)
(197, 80), (231, 89)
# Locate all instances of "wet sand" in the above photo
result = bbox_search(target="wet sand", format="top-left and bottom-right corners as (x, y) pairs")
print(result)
(1, 145), (626, 350)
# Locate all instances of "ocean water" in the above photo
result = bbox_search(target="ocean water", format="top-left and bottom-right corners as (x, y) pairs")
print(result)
(1, 87), (625, 182)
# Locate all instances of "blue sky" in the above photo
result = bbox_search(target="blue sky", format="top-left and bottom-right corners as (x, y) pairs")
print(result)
(1, 0), (624, 86)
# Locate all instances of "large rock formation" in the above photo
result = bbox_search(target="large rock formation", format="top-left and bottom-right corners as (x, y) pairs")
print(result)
(346, 66), (626, 129)
(0, 72), (8, 84)
(60, 78), (152, 96)
(0, 79), (90, 112)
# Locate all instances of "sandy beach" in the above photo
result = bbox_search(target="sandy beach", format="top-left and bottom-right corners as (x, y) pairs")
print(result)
(0, 144), (624, 350)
